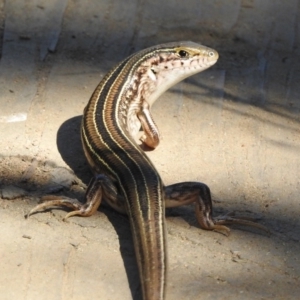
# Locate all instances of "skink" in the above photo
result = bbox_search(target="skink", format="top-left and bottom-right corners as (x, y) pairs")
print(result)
(28, 41), (268, 300)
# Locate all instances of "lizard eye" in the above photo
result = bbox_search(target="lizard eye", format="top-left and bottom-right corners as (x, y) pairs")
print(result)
(178, 50), (189, 58)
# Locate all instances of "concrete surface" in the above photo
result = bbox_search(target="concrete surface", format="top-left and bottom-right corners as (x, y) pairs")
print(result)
(0, 0), (300, 299)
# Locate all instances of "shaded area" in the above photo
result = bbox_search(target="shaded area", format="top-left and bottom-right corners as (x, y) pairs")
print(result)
(56, 115), (90, 183)
(0, 0), (299, 118)
(0, 0), (5, 59)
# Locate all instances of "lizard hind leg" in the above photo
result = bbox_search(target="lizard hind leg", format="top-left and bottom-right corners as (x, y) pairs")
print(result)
(164, 181), (270, 236)
(165, 182), (231, 235)
(26, 174), (118, 220)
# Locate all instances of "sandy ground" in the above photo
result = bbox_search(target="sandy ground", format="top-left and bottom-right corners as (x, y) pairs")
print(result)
(0, 1), (300, 299)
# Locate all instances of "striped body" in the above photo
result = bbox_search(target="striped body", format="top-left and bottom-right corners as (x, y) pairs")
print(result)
(81, 56), (167, 299)
(81, 42), (218, 300)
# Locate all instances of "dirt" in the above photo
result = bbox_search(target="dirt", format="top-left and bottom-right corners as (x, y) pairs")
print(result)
(1, 130), (299, 300)
(1, 1), (300, 299)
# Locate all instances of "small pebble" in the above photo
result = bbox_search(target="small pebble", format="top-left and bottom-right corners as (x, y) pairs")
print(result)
(50, 168), (75, 188)
(1, 185), (27, 200)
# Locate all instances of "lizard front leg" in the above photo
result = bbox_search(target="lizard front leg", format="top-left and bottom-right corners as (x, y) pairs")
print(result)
(137, 101), (160, 149)
(26, 174), (125, 220)
(164, 182), (270, 236)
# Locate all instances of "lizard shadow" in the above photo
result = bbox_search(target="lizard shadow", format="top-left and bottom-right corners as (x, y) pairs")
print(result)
(56, 115), (90, 184)
(56, 115), (143, 300)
